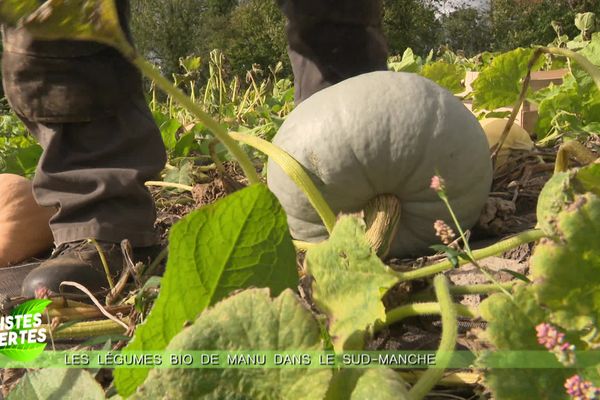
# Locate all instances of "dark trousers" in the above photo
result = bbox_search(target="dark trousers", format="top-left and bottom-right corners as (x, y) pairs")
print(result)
(1, 0), (387, 246)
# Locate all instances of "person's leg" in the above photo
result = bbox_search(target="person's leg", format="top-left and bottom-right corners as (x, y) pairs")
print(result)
(278, 0), (389, 103)
(1, 2), (166, 296)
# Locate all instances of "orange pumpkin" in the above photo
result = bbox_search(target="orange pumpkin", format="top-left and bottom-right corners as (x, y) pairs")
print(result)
(0, 174), (55, 267)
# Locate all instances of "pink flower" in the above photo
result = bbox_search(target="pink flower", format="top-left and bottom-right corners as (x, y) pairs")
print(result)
(434, 220), (455, 244)
(430, 175), (446, 192)
(536, 323), (576, 366)
(564, 375), (600, 400)
(536, 323), (565, 350)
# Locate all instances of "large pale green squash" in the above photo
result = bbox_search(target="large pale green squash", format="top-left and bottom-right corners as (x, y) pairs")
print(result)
(267, 71), (493, 257)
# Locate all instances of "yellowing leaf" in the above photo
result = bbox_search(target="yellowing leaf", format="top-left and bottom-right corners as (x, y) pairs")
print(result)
(305, 216), (398, 351)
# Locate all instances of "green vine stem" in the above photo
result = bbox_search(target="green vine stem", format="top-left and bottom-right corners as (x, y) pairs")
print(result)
(395, 229), (545, 282)
(46, 319), (128, 340)
(45, 305), (132, 322)
(293, 240), (316, 252)
(378, 302), (477, 333)
(409, 275), (458, 400)
(88, 238), (115, 290)
(229, 131), (337, 233)
(131, 57), (261, 185)
(145, 181), (194, 192)
(399, 371), (481, 387)
(450, 281), (515, 295)
(408, 282), (516, 302)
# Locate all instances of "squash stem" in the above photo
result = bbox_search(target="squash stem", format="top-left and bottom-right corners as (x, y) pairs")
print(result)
(490, 48), (540, 165)
(131, 56), (261, 185)
(363, 195), (401, 259)
(555, 140), (598, 173)
(408, 282), (516, 302)
(409, 275), (458, 400)
(378, 302), (477, 333)
(394, 229), (545, 282)
(229, 131), (337, 233)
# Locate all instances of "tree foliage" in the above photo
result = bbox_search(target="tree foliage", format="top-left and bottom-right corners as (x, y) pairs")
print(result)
(383, 0), (442, 56)
(440, 6), (492, 56)
(130, 0), (206, 75)
(130, 0), (287, 78)
(490, 0), (600, 51)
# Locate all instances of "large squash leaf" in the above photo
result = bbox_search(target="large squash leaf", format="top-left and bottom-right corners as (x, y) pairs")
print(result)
(132, 289), (331, 400)
(350, 369), (410, 400)
(479, 168), (600, 399)
(478, 286), (571, 400)
(324, 369), (410, 400)
(8, 369), (105, 400)
(472, 48), (544, 111)
(305, 216), (398, 351)
(420, 62), (466, 94)
(115, 184), (298, 396)
(536, 164), (600, 235)
(0, 0), (131, 55)
(532, 193), (600, 333)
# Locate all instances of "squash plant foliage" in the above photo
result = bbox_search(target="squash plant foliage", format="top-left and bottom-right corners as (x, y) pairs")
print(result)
(3, 2), (600, 400)
(478, 163), (600, 400)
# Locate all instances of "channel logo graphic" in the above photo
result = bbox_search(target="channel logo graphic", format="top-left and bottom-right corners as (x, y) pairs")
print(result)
(0, 299), (51, 361)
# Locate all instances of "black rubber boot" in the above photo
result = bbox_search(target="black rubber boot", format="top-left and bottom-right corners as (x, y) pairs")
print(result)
(21, 240), (161, 298)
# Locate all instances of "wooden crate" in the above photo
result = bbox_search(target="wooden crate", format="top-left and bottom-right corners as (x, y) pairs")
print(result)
(459, 69), (568, 133)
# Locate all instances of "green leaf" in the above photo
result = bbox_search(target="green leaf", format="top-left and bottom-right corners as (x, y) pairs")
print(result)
(430, 245), (461, 268)
(163, 159), (195, 187)
(576, 164), (600, 195)
(180, 56), (202, 73)
(499, 269), (531, 283)
(114, 184), (298, 396)
(420, 62), (466, 94)
(324, 369), (410, 400)
(533, 77), (581, 139)
(478, 286), (570, 400)
(155, 114), (181, 151)
(0, 0), (38, 25)
(579, 33), (600, 66)
(536, 164), (600, 235)
(350, 369), (410, 400)
(575, 13), (596, 37)
(0, 0), (132, 56)
(481, 172), (600, 399)
(305, 216), (398, 351)
(473, 48), (544, 111)
(388, 48), (422, 73)
(8, 369), (105, 400)
(174, 132), (198, 157)
(532, 193), (600, 333)
(1, 144), (43, 178)
(131, 289), (331, 400)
